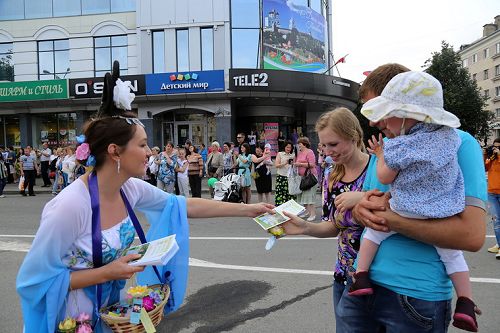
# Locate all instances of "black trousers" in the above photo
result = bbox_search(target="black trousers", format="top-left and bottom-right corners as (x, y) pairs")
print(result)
(41, 161), (51, 186)
(188, 175), (202, 197)
(22, 170), (36, 195)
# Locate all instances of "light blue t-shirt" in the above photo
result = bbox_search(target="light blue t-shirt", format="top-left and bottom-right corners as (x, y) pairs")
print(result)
(361, 129), (487, 301)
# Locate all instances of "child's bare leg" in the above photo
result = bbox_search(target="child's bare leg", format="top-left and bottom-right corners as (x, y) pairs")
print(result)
(258, 193), (264, 202)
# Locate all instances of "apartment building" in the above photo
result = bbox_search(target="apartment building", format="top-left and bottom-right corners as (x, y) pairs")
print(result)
(459, 15), (500, 141)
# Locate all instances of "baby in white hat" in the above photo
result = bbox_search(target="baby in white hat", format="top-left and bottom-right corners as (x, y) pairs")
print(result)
(352, 71), (479, 332)
(258, 143), (273, 175)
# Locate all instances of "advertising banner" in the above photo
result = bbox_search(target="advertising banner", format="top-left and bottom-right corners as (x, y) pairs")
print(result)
(0, 79), (68, 102)
(264, 122), (279, 157)
(69, 75), (146, 98)
(146, 70), (225, 95)
(262, 0), (326, 73)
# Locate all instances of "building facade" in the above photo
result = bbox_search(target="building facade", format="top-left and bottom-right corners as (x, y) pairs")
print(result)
(459, 15), (500, 141)
(0, 0), (359, 151)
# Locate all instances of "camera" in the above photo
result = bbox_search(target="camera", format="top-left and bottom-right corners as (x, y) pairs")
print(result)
(486, 146), (499, 159)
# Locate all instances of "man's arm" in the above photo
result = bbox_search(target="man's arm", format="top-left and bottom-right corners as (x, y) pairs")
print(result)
(354, 192), (486, 252)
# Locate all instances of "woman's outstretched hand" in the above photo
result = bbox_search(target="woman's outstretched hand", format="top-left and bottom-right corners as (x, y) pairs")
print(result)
(102, 254), (146, 281)
(281, 211), (308, 235)
(244, 203), (275, 217)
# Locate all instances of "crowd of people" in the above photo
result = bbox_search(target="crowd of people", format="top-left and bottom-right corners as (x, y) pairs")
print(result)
(13, 61), (494, 333)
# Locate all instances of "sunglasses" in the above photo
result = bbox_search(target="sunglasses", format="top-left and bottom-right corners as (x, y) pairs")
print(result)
(237, 136), (244, 139)
(114, 115), (145, 127)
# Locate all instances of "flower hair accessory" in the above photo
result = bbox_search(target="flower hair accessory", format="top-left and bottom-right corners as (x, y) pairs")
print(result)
(113, 78), (135, 111)
(75, 143), (90, 161)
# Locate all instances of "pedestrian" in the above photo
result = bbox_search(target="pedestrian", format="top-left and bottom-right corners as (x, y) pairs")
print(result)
(236, 143), (253, 204)
(62, 146), (76, 186)
(294, 137), (318, 221)
(253, 145), (273, 204)
(236, 132), (246, 154)
(187, 145), (203, 197)
(16, 63), (274, 333)
(274, 140), (296, 206)
(51, 147), (65, 195)
(19, 146), (39, 196)
(206, 141), (223, 197)
(0, 153), (7, 197)
(484, 138), (500, 259)
(248, 130), (257, 154)
(175, 147), (190, 197)
(200, 143), (208, 176)
(351, 71), (479, 331)
(157, 142), (177, 193)
(147, 146), (160, 186)
(348, 63), (486, 333)
(7, 146), (17, 183)
(39, 142), (52, 187)
(281, 107), (369, 333)
(222, 142), (236, 176)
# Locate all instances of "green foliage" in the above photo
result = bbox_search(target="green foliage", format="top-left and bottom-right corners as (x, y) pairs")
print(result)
(0, 53), (14, 82)
(424, 41), (491, 143)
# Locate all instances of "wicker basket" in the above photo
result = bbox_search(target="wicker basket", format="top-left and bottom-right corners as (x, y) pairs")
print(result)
(100, 284), (170, 333)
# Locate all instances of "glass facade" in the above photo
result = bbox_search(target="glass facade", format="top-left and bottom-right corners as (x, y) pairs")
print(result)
(201, 27), (214, 71)
(94, 35), (128, 77)
(0, 43), (14, 81)
(152, 30), (165, 73)
(176, 29), (189, 71)
(231, 0), (260, 69)
(38, 39), (70, 80)
(0, 0), (135, 20)
(32, 113), (78, 148)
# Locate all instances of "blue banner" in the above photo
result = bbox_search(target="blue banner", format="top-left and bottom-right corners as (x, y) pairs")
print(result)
(146, 70), (225, 95)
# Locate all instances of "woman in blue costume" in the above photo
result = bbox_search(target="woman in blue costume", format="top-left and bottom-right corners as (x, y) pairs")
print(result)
(16, 62), (273, 333)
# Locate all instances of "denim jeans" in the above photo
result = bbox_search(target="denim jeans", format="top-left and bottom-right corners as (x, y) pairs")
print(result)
(0, 177), (6, 195)
(488, 193), (500, 245)
(336, 283), (451, 333)
(333, 280), (349, 333)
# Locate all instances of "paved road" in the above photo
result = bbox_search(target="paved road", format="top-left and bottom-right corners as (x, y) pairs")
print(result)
(1, 191), (499, 332)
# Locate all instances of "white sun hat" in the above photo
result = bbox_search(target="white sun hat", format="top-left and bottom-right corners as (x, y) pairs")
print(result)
(360, 71), (460, 128)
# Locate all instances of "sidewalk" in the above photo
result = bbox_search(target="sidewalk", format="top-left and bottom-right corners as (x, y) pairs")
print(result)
(2, 174), (299, 195)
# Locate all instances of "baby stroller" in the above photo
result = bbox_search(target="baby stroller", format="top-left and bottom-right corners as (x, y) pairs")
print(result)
(213, 173), (243, 203)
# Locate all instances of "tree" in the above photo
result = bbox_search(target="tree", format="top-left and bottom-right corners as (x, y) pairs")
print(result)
(0, 53), (14, 82)
(424, 41), (491, 143)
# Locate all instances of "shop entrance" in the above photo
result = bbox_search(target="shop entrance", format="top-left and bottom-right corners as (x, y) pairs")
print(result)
(176, 122), (206, 147)
(159, 109), (216, 148)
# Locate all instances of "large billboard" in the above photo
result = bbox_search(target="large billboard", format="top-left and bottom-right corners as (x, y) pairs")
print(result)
(262, 0), (326, 73)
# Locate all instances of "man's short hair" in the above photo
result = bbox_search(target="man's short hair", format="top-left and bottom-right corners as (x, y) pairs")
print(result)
(359, 63), (411, 101)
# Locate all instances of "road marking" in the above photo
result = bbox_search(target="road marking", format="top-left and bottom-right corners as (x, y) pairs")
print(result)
(3, 240), (500, 284)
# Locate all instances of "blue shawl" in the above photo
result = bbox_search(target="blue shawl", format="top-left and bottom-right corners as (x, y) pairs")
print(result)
(16, 192), (189, 333)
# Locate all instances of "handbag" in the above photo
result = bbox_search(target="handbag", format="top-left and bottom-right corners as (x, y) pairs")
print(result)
(18, 175), (25, 191)
(207, 156), (218, 174)
(299, 162), (318, 191)
(287, 167), (302, 195)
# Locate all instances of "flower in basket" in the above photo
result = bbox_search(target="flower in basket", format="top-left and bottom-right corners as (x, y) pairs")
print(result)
(142, 296), (155, 312)
(126, 285), (150, 299)
(58, 317), (76, 332)
(75, 323), (93, 333)
(76, 312), (91, 324)
(149, 290), (163, 305)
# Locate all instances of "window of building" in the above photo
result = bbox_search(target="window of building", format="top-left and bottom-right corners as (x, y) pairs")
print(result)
(472, 73), (476, 81)
(0, 115), (21, 147)
(496, 65), (500, 77)
(231, 0), (261, 69)
(485, 89), (490, 98)
(0, 0), (24, 20)
(310, 0), (323, 14)
(497, 42), (500, 55)
(484, 69), (489, 80)
(25, 0), (52, 19)
(496, 108), (500, 118)
(152, 31), (165, 73)
(111, 0), (135, 12)
(82, 0), (111, 14)
(472, 54), (477, 63)
(176, 29), (189, 72)
(484, 48), (490, 59)
(231, 0), (260, 29)
(53, 0), (81, 16)
(38, 39), (70, 80)
(496, 86), (500, 97)
(33, 113), (78, 147)
(94, 35), (128, 77)
(0, 43), (14, 82)
(201, 27), (214, 71)
(462, 59), (468, 67)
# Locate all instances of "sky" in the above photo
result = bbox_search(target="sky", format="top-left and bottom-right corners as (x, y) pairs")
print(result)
(331, 0), (500, 83)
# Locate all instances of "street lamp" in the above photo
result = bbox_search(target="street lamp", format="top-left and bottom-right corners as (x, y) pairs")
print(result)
(42, 67), (70, 79)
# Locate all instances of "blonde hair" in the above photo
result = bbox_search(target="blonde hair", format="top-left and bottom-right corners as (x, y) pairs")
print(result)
(315, 107), (365, 189)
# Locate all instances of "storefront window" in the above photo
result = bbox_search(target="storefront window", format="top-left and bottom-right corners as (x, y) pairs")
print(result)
(4, 116), (20, 148)
(32, 113), (78, 148)
(208, 116), (216, 144)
